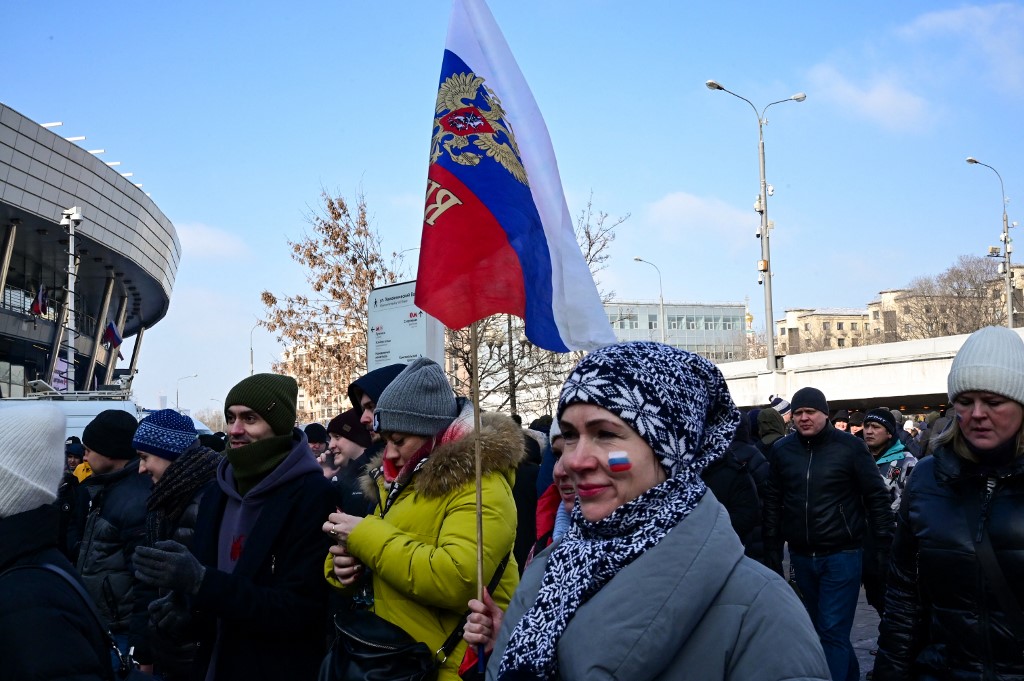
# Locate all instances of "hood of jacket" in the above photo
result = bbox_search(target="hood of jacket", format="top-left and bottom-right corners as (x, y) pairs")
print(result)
(876, 438), (908, 465)
(758, 408), (787, 442)
(362, 405), (524, 500)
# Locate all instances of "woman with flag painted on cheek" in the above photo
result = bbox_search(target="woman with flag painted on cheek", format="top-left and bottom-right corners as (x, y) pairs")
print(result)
(466, 341), (830, 681)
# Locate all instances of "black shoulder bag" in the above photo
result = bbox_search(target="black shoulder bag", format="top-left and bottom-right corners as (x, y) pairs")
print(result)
(0, 562), (153, 680)
(321, 553), (510, 681)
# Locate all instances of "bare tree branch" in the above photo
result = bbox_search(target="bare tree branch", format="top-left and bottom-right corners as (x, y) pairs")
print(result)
(260, 190), (400, 421)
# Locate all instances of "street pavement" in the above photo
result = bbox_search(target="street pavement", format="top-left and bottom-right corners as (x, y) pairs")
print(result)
(852, 587), (881, 680)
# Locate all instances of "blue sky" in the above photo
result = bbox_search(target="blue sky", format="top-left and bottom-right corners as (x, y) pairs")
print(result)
(3, 1), (1022, 415)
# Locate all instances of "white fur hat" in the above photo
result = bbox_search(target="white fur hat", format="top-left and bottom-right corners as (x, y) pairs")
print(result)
(0, 404), (66, 519)
(948, 326), (1024, 404)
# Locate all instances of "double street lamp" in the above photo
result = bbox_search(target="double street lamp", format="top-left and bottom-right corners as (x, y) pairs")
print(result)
(967, 157), (1015, 328)
(633, 257), (666, 343)
(706, 80), (806, 371)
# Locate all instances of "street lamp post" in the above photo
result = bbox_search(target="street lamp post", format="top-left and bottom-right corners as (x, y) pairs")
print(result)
(706, 80), (806, 371)
(59, 207), (83, 391)
(250, 321), (260, 376)
(633, 257), (666, 343)
(176, 373), (198, 411)
(967, 157), (1015, 328)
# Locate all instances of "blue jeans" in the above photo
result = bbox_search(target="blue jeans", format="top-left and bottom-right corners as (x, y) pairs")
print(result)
(110, 632), (129, 674)
(791, 549), (862, 681)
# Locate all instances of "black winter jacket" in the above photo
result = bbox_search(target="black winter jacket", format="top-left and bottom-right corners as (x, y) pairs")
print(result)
(874, 446), (1024, 681)
(702, 448), (763, 561)
(763, 422), (892, 557)
(186, 452), (335, 681)
(0, 504), (111, 681)
(72, 460), (152, 654)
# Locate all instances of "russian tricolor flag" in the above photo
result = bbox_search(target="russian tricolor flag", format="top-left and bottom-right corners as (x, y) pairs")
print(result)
(102, 321), (124, 359)
(30, 284), (47, 316)
(415, 0), (615, 353)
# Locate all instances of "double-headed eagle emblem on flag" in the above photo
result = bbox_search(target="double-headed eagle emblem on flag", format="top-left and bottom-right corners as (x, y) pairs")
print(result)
(430, 72), (528, 186)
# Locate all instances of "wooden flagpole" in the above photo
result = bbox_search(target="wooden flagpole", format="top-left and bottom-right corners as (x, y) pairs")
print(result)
(470, 321), (486, 669)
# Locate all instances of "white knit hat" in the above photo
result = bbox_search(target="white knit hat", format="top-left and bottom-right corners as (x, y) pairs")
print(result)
(0, 404), (66, 518)
(948, 326), (1024, 404)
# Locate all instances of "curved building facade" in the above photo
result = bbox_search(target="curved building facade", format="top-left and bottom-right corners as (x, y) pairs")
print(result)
(0, 103), (179, 395)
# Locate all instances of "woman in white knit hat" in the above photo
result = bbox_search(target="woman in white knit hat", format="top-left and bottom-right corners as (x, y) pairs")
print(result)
(0, 404), (111, 679)
(875, 326), (1024, 680)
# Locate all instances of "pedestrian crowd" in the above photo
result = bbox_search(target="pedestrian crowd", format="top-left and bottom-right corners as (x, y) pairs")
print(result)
(1, 325), (1023, 680)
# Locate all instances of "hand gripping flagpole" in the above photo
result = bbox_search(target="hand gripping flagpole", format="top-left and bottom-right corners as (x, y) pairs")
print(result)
(470, 321), (486, 670)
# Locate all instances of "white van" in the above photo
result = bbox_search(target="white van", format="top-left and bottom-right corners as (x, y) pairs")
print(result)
(0, 386), (145, 441)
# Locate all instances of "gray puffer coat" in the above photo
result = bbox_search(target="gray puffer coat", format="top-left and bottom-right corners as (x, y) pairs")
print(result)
(489, 494), (830, 681)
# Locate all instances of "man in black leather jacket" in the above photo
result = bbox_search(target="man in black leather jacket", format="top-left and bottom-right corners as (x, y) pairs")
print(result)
(763, 387), (892, 681)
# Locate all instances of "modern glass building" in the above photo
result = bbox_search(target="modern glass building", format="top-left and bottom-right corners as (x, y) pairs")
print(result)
(0, 103), (179, 395)
(604, 300), (747, 362)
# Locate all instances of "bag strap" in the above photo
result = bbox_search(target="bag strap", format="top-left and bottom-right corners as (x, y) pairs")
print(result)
(963, 480), (1024, 640)
(1, 562), (121, 680)
(435, 551), (511, 660)
(975, 532), (1024, 637)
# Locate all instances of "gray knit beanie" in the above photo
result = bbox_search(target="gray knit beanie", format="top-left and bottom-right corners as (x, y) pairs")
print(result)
(948, 326), (1024, 404)
(372, 358), (457, 436)
(0, 404), (66, 518)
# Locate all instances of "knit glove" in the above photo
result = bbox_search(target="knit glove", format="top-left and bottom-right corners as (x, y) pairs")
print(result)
(148, 592), (190, 635)
(135, 540), (207, 596)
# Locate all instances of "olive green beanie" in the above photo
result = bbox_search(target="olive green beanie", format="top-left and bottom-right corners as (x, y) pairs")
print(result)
(224, 373), (298, 437)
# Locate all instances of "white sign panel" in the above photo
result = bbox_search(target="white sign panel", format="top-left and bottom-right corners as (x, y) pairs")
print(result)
(367, 281), (445, 372)
(52, 358), (69, 392)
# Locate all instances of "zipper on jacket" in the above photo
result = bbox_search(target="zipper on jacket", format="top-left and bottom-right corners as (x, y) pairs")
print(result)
(978, 477), (997, 679)
(839, 505), (853, 541)
(804, 443), (813, 548)
(975, 477), (997, 543)
(271, 554), (276, 575)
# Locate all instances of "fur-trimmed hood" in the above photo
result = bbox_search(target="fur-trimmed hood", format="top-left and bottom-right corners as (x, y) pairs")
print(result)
(361, 404), (524, 501)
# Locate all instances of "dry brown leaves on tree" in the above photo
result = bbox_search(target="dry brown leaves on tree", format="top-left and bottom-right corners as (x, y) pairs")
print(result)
(260, 190), (400, 422)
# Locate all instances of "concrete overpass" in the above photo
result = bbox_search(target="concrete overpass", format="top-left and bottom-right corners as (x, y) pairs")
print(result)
(719, 329), (1024, 412)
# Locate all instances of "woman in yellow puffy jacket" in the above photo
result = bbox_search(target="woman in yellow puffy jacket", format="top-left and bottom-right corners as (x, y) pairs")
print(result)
(322, 357), (521, 680)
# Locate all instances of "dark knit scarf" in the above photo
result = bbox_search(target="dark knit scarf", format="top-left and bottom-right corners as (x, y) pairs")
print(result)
(497, 341), (739, 681)
(226, 433), (294, 496)
(145, 446), (220, 544)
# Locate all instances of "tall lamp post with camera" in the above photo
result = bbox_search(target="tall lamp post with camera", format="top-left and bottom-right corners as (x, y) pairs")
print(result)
(967, 157), (1016, 328)
(706, 80), (806, 371)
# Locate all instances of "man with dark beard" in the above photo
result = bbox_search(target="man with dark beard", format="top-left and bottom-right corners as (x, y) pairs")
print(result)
(134, 374), (334, 680)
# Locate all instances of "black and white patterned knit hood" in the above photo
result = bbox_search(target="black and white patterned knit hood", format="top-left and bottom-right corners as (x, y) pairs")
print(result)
(557, 340), (740, 478)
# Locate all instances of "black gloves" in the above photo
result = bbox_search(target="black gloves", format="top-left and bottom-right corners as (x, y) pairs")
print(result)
(764, 542), (785, 577)
(148, 592), (190, 634)
(135, 540), (207, 596)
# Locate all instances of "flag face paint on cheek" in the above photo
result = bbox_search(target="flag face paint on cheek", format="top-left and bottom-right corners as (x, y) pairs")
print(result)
(608, 451), (632, 472)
